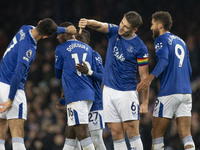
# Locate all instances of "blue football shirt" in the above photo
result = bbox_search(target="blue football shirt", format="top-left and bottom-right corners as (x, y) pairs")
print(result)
(55, 40), (95, 104)
(0, 25), (37, 89)
(103, 24), (149, 91)
(152, 32), (192, 96)
(90, 51), (104, 111)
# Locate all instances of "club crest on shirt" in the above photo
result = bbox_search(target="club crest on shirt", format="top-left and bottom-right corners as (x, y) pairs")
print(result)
(127, 46), (134, 53)
(26, 49), (32, 58)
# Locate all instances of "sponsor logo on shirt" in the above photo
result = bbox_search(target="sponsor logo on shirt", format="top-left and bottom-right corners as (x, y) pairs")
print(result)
(113, 46), (125, 62)
(19, 29), (25, 41)
(26, 50), (32, 58)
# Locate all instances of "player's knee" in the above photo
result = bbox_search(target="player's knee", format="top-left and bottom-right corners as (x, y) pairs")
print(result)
(90, 130), (103, 144)
(151, 128), (162, 139)
(76, 132), (90, 141)
(75, 126), (90, 141)
(110, 128), (124, 140)
(123, 121), (139, 137)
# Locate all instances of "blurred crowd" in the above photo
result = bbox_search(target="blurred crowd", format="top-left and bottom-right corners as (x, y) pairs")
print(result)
(0, 0), (200, 149)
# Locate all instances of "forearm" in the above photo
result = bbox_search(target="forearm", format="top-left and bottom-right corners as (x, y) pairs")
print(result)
(90, 71), (102, 82)
(142, 86), (149, 104)
(56, 27), (66, 34)
(8, 73), (21, 101)
(8, 62), (26, 101)
(55, 68), (62, 79)
(87, 20), (108, 33)
(151, 57), (168, 78)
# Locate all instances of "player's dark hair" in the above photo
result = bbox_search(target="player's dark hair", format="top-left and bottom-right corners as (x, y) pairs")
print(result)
(59, 22), (73, 28)
(152, 11), (173, 31)
(76, 29), (90, 44)
(58, 22), (74, 40)
(124, 11), (143, 29)
(36, 18), (57, 36)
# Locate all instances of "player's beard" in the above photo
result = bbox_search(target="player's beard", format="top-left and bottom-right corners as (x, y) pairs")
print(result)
(152, 29), (160, 39)
(120, 30), (133, 38)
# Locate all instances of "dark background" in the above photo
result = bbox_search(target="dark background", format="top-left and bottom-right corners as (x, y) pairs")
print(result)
(0, 0), (200, 149)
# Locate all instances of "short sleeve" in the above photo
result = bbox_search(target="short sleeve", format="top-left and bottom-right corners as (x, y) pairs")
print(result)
(55, 47), (64, 70)
(137, 44), (149, 66)
(105, 24), (119, 37)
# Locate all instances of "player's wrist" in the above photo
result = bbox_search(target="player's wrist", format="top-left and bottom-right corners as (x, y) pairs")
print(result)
(87, 69), (93, 76)
(142, 101), (148, 105)
(65, 27), (69, 33)
(59, 98), (66, 106)
(87, 19), (94, 26)
(8, 99), (13, 107)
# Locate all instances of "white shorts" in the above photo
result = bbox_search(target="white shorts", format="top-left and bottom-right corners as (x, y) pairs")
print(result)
(153, 94), (192, 119)
(67, 100), (93, 126)
(88, 110), (105, 131)
(0, 82), (27, 120)
(103, 85), (139, 122)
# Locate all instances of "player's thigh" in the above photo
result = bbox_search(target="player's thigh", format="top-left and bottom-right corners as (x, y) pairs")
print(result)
(151, 117), (171, 138)
(153, 95), (180, 118)
(123, 120), (139, 138)
(0, 118), (8, 139)
(67, 100), (93, 126)
(7, 90), (27, 120)
(65, 125), (76, 139)
(88, 110), (105, 131)
(8, 119), (25, 138)
(176, 116), (192, 139)
(107, 122), (125, 141)
(74, 124), (90, 141)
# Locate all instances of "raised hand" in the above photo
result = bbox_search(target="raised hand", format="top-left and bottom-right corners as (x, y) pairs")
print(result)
(65, 25), (77, 34)
(78, 18), (88, 29)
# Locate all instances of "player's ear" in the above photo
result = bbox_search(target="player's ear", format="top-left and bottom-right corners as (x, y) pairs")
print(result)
(42, 35), (48, 39)
(38, 20), (43, 25)
(158, 23), (163, 29)
(133, 28), (138, 32)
